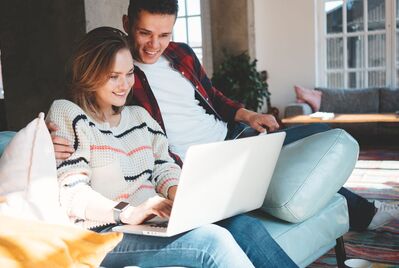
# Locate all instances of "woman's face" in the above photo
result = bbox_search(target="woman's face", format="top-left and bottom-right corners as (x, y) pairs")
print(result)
(95, 48), (135, 113)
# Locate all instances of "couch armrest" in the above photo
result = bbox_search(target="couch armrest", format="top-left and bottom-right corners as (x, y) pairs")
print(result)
(284, 103), (313, 118)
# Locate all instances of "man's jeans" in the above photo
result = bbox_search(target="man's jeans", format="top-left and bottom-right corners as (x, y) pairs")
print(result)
(226, 122), (376, 230)
(98, 214), (298, 268)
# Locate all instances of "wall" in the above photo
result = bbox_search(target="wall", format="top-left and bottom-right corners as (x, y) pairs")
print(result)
(254, 0), (316, 115)
(0, 0), (86, 130)
(210, 0), (255, 69)
(84, 0), (128, 32)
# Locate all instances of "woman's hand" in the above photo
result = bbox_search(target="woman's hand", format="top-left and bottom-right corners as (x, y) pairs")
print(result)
(167, 186), (177, 201)
(46, 121), (75, 160)
(120, 196), (173, 225)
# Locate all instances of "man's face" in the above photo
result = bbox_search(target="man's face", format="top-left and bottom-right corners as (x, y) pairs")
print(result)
(125, 10), (175, 64)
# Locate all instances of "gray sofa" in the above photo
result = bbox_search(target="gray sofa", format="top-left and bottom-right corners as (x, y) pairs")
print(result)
(285, 87), (399, 144)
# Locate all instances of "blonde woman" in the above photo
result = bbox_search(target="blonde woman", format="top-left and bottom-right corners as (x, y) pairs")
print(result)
(47, 27), (267, 268)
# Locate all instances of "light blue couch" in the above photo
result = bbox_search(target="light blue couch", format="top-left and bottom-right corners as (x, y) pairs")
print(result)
(0, 129), (357, 267)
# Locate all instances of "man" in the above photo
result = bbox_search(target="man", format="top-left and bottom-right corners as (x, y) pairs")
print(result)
(51, 0), (397, 255)
(123, 0), (398, 231)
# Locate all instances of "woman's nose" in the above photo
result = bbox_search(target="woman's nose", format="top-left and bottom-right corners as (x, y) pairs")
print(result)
(119, 77), (130, 89)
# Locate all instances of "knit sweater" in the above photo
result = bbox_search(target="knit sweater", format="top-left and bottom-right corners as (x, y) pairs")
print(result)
(46, 100), (180, 229)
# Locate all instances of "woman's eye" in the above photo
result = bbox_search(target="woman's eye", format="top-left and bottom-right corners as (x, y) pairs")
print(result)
(110, 75), (118, 80)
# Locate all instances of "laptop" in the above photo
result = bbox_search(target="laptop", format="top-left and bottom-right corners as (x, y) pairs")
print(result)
(112, 132), (285, 237)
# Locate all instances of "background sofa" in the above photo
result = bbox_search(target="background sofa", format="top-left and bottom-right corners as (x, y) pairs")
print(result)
(0, 126), (360, 267)
(285, 87), (399, 145)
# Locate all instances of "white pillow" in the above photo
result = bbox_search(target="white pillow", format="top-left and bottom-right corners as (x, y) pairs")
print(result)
(0, 113), (69, 224)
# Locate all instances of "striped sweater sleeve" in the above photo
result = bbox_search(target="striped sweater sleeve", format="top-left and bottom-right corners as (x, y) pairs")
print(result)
(46, 100), (116, 223)
(136, 107), (181, 197)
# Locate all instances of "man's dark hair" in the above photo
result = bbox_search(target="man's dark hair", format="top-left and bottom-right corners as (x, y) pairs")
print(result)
(128, 0), (178, 24)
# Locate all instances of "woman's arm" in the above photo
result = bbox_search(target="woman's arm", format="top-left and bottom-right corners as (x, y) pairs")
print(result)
(47, 100), (118, 224)
(141, 110), (181, 199)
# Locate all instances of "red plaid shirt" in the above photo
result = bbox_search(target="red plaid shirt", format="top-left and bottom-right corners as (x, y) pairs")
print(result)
(130, 42), (243, 166)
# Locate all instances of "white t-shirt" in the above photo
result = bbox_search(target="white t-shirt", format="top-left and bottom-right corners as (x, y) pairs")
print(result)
(135, 56), (227, 160)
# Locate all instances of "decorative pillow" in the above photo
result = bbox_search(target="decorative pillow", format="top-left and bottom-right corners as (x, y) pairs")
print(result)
(0, 113), (68, 224)
(294, 85), (322, 112)
(0, 214), (122, 268)
(262, 129), (359, 223)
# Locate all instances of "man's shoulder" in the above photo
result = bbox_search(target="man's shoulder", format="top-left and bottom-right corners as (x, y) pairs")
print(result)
(164, 42), (194, 57)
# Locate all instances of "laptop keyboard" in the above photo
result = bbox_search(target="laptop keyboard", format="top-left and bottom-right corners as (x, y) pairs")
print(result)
(148, 221), (169, 228)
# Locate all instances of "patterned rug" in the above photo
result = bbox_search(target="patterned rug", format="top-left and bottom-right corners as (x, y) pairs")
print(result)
(309, 158), (399, 268)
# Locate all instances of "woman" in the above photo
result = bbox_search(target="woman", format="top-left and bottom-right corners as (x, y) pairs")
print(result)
(47, 27), (297, 268)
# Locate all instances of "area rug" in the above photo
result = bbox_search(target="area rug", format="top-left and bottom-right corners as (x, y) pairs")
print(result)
(309, 159), (399, 268)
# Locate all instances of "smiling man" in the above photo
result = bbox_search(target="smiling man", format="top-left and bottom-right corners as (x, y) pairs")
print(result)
(119, 0), (398, 234)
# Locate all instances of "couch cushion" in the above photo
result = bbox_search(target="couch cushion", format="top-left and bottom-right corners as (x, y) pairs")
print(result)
(251, 194), (349, 267)
(316, 87), (379, 113)
(379, 88), (399, 113)
(261, 129), (359, 223)
(0, 131), (15, 156)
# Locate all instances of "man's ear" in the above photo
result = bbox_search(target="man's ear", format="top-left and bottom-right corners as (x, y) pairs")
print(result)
(122, 15), (129, 34)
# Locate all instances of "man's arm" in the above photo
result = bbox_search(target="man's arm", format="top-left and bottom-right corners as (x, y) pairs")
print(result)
(234, 108), (280, 133)
(182, 43), (279, 131)
(47, 121), (75, 160)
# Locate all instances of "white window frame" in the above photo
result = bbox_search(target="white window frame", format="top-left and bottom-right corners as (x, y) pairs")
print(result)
(316, 0), (397, 88)
(173, 0), (213, 74)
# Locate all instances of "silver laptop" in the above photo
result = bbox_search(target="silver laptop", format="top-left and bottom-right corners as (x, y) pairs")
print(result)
(112, 132), (285, 237)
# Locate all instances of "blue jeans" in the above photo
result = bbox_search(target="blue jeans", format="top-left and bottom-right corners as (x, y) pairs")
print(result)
(96, 214), (298, 268)
(227, 122), (376, 230)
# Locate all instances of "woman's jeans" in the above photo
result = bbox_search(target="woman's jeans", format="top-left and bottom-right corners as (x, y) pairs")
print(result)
(226, 122), (376, 230)
(98, 214), (298, 268)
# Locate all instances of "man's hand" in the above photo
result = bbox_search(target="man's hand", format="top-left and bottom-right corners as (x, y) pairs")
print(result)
(46, 121), (75, 160)
(120, 196), (173, 225)
(235, 108), (280, 133)
(167, 185), (177, 201)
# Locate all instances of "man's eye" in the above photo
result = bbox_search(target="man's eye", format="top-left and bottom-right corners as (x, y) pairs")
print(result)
(140, 31), (150, 36)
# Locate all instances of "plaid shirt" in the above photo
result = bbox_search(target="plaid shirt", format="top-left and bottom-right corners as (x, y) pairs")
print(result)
(130, 42), (243, 166)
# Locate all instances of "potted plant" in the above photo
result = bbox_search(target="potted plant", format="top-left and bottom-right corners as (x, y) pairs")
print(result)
(211, 51), (271, 113)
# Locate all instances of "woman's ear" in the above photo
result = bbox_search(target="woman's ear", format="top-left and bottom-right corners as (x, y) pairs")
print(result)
(122, 15), (130, 34)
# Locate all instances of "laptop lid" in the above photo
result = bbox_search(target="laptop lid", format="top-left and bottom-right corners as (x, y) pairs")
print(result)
(113, 132), (285, 236)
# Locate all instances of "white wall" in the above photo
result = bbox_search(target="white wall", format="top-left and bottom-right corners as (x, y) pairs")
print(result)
(84, 0), (128, 32)
(254, 0), (317, 115)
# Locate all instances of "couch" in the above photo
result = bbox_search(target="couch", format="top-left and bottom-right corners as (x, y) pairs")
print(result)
(285, 87), (399, 144)
(0, 126), (359, 267)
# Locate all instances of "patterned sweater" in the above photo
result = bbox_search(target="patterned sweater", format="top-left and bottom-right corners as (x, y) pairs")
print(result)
(46, 100), (181, 229)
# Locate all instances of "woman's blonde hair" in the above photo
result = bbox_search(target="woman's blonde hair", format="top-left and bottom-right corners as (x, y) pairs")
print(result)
(69, 27), (131, 120)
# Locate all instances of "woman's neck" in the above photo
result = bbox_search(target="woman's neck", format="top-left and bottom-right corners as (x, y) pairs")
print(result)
(95, 107), (121, 128)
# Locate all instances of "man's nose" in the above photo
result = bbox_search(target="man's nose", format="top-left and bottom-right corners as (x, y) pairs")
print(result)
(149, 35), (160, 48)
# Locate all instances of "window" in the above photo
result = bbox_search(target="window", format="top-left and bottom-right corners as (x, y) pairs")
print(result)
(317, 0), (398, 88)
(173, 0), (213, 73)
